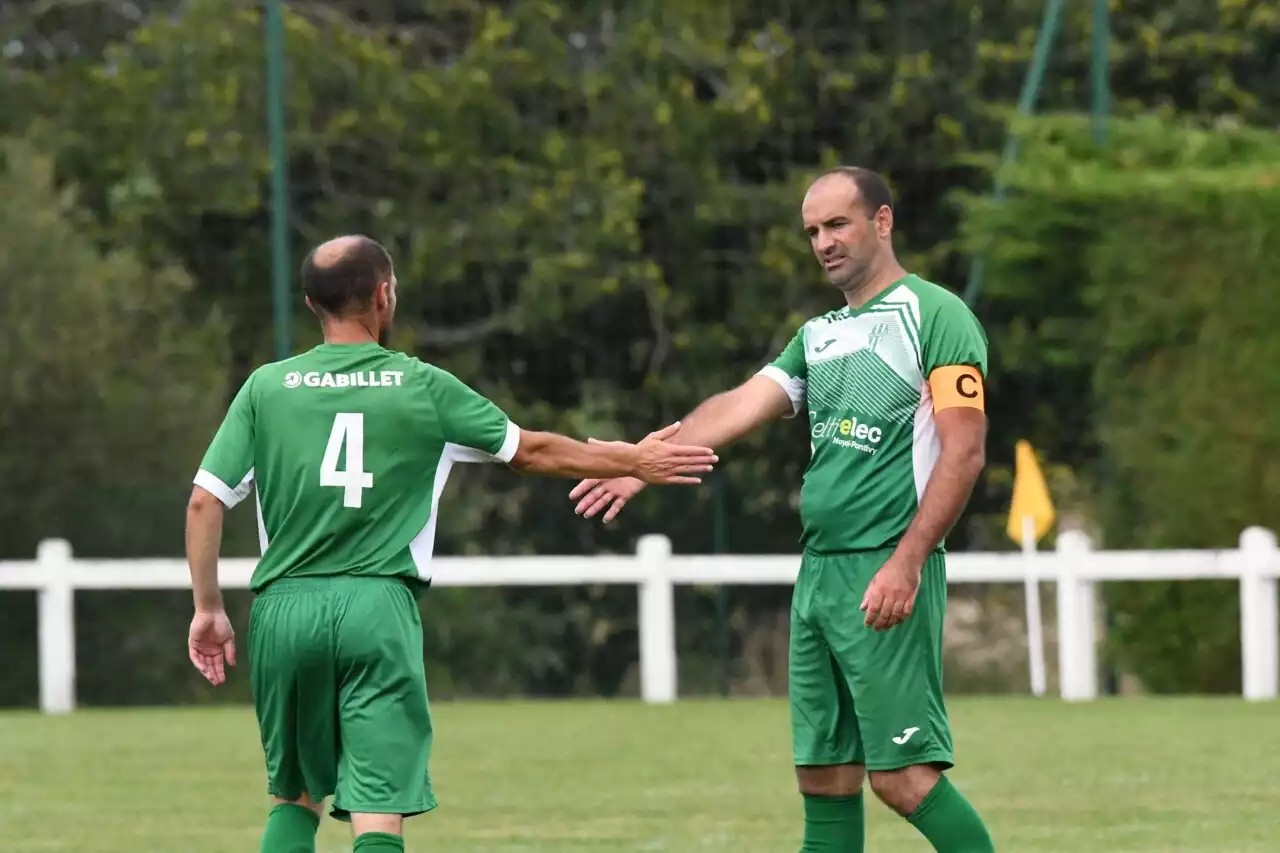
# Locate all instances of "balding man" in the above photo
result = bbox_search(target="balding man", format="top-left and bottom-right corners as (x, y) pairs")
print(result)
(569, 169), (995, 852)
(184, 235), (717, 853)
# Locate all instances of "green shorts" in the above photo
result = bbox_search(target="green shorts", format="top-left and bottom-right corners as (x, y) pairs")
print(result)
(247, 575), (437, 821)
(789, 548), (953, 771)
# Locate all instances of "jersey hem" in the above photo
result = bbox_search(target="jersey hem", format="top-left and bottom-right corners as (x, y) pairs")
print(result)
(799, 543), (947, 558)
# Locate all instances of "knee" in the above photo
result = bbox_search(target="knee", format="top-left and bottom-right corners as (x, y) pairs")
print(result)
(795, 763), (865, 797)
(351, 812), (404, 838)
(868, 765), (941, 816)
(273, 793), (324, 817)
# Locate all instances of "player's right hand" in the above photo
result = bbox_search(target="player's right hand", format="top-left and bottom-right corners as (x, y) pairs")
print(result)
(586, 427), (715, 486)
(629, 422), (717, 484)
(572, 422), (716, 520)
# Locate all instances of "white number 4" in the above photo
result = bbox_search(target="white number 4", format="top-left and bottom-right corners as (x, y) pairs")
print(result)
(320, 412), (374, 508)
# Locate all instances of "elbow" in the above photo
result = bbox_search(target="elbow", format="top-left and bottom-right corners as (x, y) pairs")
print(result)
(959, 441), (985, 481)
(507, 431), (548, 473)
(187, 486), (225, 518)
(968, 439), (986, 470)
(940, 438), (985, 484)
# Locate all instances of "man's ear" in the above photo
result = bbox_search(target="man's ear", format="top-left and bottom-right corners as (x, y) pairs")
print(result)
(875, 205), (894, 239)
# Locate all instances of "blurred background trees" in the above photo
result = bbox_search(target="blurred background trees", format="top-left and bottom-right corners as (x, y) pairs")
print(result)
(2, 0), (1277, 704)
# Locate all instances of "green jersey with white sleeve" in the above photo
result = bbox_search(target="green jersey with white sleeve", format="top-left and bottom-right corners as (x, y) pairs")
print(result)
(194, 342), (520, 591)
(758, 275), (988, 554)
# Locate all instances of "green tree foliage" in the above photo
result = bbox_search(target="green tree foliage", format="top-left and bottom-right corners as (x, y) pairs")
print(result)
(0, 138), (232, 556)
(959, 114), (1280, 691)
(3, 0), (1280, 702)
(0, 138), (235, 704)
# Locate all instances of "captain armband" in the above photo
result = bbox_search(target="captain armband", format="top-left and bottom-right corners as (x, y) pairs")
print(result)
(928, 364), (985, 413)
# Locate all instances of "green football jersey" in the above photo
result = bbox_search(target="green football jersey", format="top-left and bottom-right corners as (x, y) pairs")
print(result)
(194, 342), (521, 592)
(759, 275), (988, 554)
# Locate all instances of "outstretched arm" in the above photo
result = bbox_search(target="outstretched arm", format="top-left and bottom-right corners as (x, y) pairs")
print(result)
(645, 374), (795, 450)
(569, 375), (794, 522)
(427, 366), (717, 483)
(509, 422), (717, 483)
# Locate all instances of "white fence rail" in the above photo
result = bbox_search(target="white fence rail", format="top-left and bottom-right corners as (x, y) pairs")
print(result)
(2, 528), (1277, 713)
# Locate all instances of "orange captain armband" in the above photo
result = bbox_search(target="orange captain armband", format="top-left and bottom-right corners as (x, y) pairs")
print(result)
(929, 364), (985, 413)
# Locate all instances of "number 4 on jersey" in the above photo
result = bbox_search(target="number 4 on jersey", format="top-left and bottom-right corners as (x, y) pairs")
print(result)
(320, 412), (374, 508)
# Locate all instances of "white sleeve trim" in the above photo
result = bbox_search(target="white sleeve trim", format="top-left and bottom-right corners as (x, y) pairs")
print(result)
(194, 468), (254, 509)
(757, 366), (805, 419)
(446, 422), (522, 466)
(495, 420), (521, 463)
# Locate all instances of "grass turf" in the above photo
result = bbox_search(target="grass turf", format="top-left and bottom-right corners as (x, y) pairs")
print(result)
(0, 696), (1275, 851)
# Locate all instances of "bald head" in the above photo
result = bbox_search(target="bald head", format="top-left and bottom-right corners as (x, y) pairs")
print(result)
(312, 235), (371, 266)
(300, 235), (394, 317)
(807, 167), (894, 219)
(801, 167), (898, 298)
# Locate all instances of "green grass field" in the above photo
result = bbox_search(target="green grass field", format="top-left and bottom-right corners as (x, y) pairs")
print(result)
(1, 697), (1275, 852)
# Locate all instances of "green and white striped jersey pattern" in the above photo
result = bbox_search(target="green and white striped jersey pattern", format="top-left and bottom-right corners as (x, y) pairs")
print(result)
(759, 275), (988, 554)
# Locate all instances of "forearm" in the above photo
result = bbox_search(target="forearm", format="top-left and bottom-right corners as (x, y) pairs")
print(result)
(186, 494), (225, 612)
(894, 448), (984, 566)
(666, 377), (791, 449)
(511, 431), (639, 479)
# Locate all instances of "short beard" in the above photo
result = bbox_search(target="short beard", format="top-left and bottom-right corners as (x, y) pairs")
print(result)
(830, 261), (874, 298)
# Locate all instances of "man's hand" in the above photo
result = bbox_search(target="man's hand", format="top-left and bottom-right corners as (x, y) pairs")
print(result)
(860, 554), (923, 631)
(570, 421), (681, 522)
(584, 422), (717, 485)
(568, 375), (793, 524)
(570, 475), (647, 523)
(188, 609), (236, 686)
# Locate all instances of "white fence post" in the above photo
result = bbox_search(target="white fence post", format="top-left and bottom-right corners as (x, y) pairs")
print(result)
(1056, 530), (1098, 701)
(637, 534), (676, 704)
(37, 539), (75, 714)
(1238, 526), (1278, 701)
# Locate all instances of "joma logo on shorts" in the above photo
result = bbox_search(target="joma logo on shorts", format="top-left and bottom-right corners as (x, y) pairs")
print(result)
(810, 414), (883, 454)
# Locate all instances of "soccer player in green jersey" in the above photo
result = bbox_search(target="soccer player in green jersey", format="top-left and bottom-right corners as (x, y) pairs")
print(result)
(569, 168), (995, 852)
(183, 235), (718, 853)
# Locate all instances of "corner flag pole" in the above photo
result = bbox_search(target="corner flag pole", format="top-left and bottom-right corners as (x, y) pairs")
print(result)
(1007, 440), (1056, 697)
(1021, 515), (1047, 697)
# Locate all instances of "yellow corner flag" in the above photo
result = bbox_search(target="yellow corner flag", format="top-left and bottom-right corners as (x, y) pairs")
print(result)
(1006, 440), (1056, 545)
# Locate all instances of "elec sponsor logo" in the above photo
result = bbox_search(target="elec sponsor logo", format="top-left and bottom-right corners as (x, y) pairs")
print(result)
(810, 413), (883, 455)
(283, 370), (404, 389)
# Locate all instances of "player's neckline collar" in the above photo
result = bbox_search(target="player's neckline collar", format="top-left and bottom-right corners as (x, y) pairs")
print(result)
(842, 274), (913, 316)
(314, 341), (384, 350)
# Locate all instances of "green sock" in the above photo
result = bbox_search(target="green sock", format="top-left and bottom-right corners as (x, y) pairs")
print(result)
(800, 792), (865, 851)
(259, 803), (319, 853)
(353, 832), (405, 853)
(906, 775), (995, 852)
